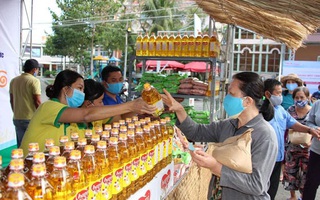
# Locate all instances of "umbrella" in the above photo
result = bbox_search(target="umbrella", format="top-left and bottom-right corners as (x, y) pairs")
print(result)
(109, 56), (121, 62)
(136, 60), (185, 69)
(184, 62), (211, 72)
(93, 55), (109, 61)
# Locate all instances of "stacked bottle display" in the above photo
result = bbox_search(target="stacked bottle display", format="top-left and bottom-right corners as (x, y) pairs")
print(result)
(136, 32), (220, 58)
(0, 116), (174, 200)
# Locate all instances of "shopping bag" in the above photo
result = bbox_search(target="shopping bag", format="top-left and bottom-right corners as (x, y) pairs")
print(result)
(288, 129), (312, 145)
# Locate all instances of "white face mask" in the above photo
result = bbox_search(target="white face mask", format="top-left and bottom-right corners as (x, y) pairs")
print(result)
(270, 95), (283, 106)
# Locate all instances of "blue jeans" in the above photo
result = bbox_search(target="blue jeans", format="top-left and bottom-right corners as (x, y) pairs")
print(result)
(13, 119), (30, 147)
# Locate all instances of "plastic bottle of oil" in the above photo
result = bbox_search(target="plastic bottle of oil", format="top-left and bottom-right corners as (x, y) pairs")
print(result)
(95, 141), (112, 200)
(165, 117), (174, 165)
(82, 145), (100, 200)
(132, 116), (139, 122)
(24, 143), (39, 175)
(161, 33), (169, 57)
(84, 129), (93, 145)
(125, 118), (132, 125)
(7, 159), (30, 185)
(45, 146), (60, 175)
(90, 134), (100, 149)
(148, 32), (156, 57)
(93, 121), (103, 136)
(201, 32), (210, 57)
(174, 32), (182, 57)
(135, 127), (148, 187)
(101, 131), (110, 144)
(61, 141), (75, 163)
(119, 120), (126, 127)
(26, 164), (54, 200)
(141, 82), (164, 117)
(143, 125), (155, 181)
(153, 120), (163, 172)
(167, 33), (175, 57)
(43, 139), (55, 161)
(6, 149), (25, 177)
(126, 130), (139, 194)
(118, 134), (131, 199)
(111, 128), (119, 138)
(135, 32), (143, 56)
(160, 119), (169, 166)
(67, 150), (88, 200)
(155, 33), (162, 57)
(141, 33), (149, 56)
(119, 126), (127, 135)
(107, 137), (123, 200)
(70, 132), (79, 148)
(209, 34), (217, 58)
(187, 33), (195, 57)
(148, 122), (158, 174)
(181, 33), (189, 57)
(47, 156), (72, 199)
(25, 152), (45, 180)
(104, 124), (112, 132)
(206, 70), (213, 97)
(113, 122), (120, 131)
(134, 121), (141, 129)
(128, 123), (135, 132)
(194, 32), (202, 57)
(76, 138), (87, 158)
(3, 172), (32, 200)
(58, 136), (68, 154)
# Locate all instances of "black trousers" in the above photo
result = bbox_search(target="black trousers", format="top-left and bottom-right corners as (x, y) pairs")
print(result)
(303, 150), (320, 200)
(268, 161), (282, 200)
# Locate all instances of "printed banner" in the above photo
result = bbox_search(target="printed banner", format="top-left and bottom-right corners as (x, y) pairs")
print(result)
(0, 0), (21, 166)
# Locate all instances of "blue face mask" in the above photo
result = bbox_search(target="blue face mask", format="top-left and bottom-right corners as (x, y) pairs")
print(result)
(33, 72), (37, 77)
(270, 95), (283, 106)
(286, 83), (298, 91)
(223, 94), (245, 118)
(66, 87), (85, 108)
(106, 82), (123, 94)
(295, 100), (308, 108)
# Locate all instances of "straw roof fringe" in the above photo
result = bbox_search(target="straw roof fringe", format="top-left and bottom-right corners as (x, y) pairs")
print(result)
(195, 0), (320, 49)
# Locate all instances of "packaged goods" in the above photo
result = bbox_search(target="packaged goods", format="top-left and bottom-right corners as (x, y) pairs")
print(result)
(155, 33), (162, 57)
(174, 33), (182, 57)
(194, 32), (202, 57)
(160, 119), (169, 166)
(201, 33), (210, 57)
(127, 130), (139, 194)
(24, 143), (39, 175)
(181, 33), (189, 57)
(90, 134), (100, 149)
(142, 126), (155, 182)
(135, 33), (143, 56)
(43, 139), (55, 161)
(58, 136), (68, 154)
(167, 33), (175, 57)
(70, 132), (79, 147)
(161, 33), (169, 57)
(154, 120), (164, 173)
(2, 173), (32, 200)
(25, 152), (45, 180)
(84, 129), (93, 145)
(148, 33), (156, 57)
(141, 82), (164, 116)
(135, 128), (148, 187)
(61, 141), (74, 163)
(142, 33), (149, 56)
(75, 138), (87, 158)
(118, 134), (131, 199)
(187, 34), (195, 57)
(45, 146), (60, 175)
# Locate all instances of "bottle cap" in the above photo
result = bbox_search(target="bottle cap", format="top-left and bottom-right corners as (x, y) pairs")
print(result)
(49, 146), (60, 156)
(33, 152), (45, 163)
(64, 142), (75, 150)
(165, 116), (171, 122)
(8, 173), (24, 187)
(127, 130), (135, 137)
(85, 129), (93, 137)
(71, 132), (79, 140)
(143, 125), (150, 132)
(97, 141), (107, 149)
(45, 139), (55, 148)
(136, 127), (143, 134)
(111, 128), (119, 136)
(154, 120), (160, 126)
(104, 124), (112, 131)
(119, 133), (127, 141)
(119, 120), (125, 126)
(144, 117), (151, 123)
(140, 119), (146, 125)
(59, 136), (68, 143)
(77, 138), (87, 146)
(109, 137), (119, 145)
(28, 143), (39, 152)
(54, 156), (66, 168)
(160, 119), (166, 124)
(132, 116), (139, 121)
(94, 126), (103, 133)
(84, 145), (95, 154)
(91, 134), (100, 142)
(70, 150), (81, 160)
(128, 123), (135, 129)
(120, 126), (127, 132)
(134, 121), (141, 127)
(125, 118), (132, 123)
(144, 82), (151, 90)
(113, 122), (120, 128)
(9, 159), (24, 170)
(11, 149), (24, 159)
(148, 122), (155, 128)
(32, 164), (46, 177)
(101, 131), (110, 139)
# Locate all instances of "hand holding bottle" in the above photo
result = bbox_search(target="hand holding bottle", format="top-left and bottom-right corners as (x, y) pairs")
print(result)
(131, 98), (157, 115)
(161, 89), (187, 123)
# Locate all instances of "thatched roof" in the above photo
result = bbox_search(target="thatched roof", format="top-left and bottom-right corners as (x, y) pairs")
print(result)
(195, 0), (320, 49)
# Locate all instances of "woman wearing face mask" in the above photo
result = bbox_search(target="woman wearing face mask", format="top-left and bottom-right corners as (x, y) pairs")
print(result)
(264, 79), (320, 200)
(282, 87), (312, 200)
(280, 73), (303, 110)
(19, 70), (156, 155)
(162, 72), (278, 199)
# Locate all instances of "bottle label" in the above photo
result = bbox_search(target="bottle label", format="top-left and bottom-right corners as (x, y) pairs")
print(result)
(153, 99), (164, 116)
(156, 43), (161, 51)
(137, 153), (147, 176)
(136, 43), (141, 51)
(70, 186), (89, 200)
(154, 144), (159, 165)
(168, 136), (173, 155)
(210, 42), (215, 51)
(122, 162), (132, 188)
(142, 42), (148, 51)
(100, 173), (112, 200)
(165, 139), (169, 158)
(131, 157), (140, 181)
(149, 43), (154, 51)
(111, 167), (123, 195)
(162, 43), (167, 51)
(168, 42), (174, 51)
(88, 179), (102, 200)
(158, 141), (164, 162)
(146, 149), (154, 171)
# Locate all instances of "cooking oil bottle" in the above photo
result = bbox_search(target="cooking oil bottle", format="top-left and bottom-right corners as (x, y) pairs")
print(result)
(111, 128), (119, 138)
(143, 125), (155, 181)
(70, 132), (79, 148)
(43, 139), (55, 161)
(209, 33), (217, 58)
(7, 159), (30, 185)
(47, 156), (72, 199)
(118, 134), (131, 199)
(104, 124), (112, 132)
(95, 141), (112, 200)
(132, 116), (139, 122)
(6, 149), (24, 177)
(160, 119), (169, 167)
(135, 127), (148, 187)
(135, 32), (143, 56)
(67, 150), (88, 200)
(187, 33), (195, 57)
(125, 118), (132, 125)
(148, 122), (158, 174)
(25, 152), (45, 180)
(126, 130), (139, 194)
(206, 70), (213, 97)
(107, 137), (123, 200)
(181, 33), (189, 57)
(165, 117), (174, 165)
(24, 143), (39, 175)
(119, 126), (127, 135)
(154, 120), (164, 172)
(3, 172), (32, 200)
(167, 33), (175, 57)
(194, 32), (202, 57)
(61, 142), (75, 163)
(174, 32), (182, 57)
(90, 134), (100, 149)
(113, 122), (120, 131)
(155, 33), (162, 57)
(101, 131), (110, 144)
(82, 145), (100, 200)
(202, 32), (210, 57)
(45, 146), (60, 175)
(128, 123), (135, 132)
(58, 136), (68, 154)
(84, 129), (93, 145)
(134, 121), (141, 129)
(26, 164), (54, 200)
(93, 121), (103, 136)
(141, 82), (164, 117)
(141, 33), (149, 56)
(119, 120), (126, 127)
(76, 138), (87, 158)
(161, 33), (169, 56)
(148, 32), (156, 56)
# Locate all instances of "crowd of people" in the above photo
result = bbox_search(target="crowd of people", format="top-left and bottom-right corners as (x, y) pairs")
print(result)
(6, 58), (320, 200)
